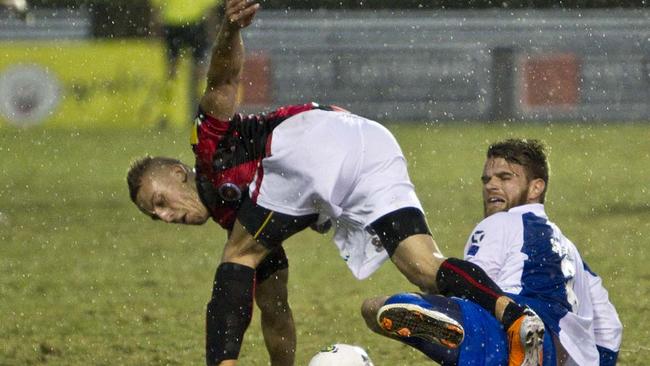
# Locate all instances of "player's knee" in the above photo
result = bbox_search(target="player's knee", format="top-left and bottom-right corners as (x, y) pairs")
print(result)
(256, 284), (291, 322)
(257, 293), (291, 318)
(255, 269), (290, 319)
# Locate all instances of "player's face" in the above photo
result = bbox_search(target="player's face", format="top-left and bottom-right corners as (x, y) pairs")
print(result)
(135, 165), (210, 225)
(481, 157), (531, 217)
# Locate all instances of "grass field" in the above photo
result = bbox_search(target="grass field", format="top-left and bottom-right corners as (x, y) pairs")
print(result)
(1, 122), (649, 365)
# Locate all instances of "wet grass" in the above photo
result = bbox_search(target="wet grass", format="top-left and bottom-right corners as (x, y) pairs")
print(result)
(1, 122), (649, 365)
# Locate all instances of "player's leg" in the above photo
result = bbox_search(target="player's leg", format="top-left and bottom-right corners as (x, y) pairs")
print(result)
(206, 220), (270, 366)
(363, 294), (463, 361)
(207, 196), (318, 366)
(369, 209), (544, 366)
(379, 293), (465, 364)
(370, 293), (556, 366)
(364, 293), (509, 365)
(394, 235), (544, 366)
(370, 209), (514, 320)
(255, 247), (296, 366)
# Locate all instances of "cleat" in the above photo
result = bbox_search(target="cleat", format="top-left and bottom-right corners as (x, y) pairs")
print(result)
(397, 328), (411, 337)
(377, 302), (465, 349)
(381, 317), (393, 330)
(440, 339), (456, 348)
(447, 324), (464, 334)
(507, 309), (545, 366)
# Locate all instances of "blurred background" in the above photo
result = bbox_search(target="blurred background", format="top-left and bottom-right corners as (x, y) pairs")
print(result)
(1, 0), (649, 127)
(1, 1), (650, 365)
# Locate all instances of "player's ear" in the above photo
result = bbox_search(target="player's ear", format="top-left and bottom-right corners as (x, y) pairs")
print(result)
(528, 178), (545, 202)
(170, 164), (189, 183)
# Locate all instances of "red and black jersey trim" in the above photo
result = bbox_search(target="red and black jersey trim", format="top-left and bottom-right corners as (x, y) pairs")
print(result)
(211, 112), (279, 173)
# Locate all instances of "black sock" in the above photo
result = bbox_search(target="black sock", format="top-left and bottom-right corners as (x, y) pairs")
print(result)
(435, 257), (524, 328)
(205, 262), (256, 365)
(501, 302), (527, 330)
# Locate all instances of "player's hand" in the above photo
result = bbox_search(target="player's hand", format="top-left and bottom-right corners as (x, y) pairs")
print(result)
(225, 0), (259, 29)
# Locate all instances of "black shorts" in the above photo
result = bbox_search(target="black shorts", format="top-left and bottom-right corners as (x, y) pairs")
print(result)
(237, 195), (318, 250)
(256, 246), (289, 283)
(163, 23), (209, 62)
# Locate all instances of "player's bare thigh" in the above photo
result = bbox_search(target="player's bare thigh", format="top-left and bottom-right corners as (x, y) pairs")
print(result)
(368, 208), (444, 292)
(222, 220), (271, 268)
(390, 234), (446, 293)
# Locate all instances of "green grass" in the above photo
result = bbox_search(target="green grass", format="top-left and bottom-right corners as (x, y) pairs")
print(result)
(1, 122), (649, 365)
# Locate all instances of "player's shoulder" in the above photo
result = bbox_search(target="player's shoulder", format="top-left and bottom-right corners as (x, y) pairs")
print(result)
(465, 212), (515, 252)
(472, 211), (527, 241)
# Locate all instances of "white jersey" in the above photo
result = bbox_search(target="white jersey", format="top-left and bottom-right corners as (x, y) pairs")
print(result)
(250, 109), (422, 279)
(463, 204), (622, 365)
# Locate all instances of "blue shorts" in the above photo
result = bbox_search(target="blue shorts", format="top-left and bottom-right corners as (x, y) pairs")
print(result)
(457, 297), (556, 365)
(455, 298), (509, 365)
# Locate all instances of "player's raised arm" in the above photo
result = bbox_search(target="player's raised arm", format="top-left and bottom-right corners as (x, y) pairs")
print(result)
(200, 0), (259, 120)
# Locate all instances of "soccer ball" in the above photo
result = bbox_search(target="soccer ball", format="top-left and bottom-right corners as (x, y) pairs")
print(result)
(308, 343), (374, 366)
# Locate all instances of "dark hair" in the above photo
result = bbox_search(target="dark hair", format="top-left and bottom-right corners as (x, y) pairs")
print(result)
(487, 139), (549, 202)
(126, 156), (183, 203)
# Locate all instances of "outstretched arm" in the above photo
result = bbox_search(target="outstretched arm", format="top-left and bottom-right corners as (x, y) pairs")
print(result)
(200, 0), (259, 120)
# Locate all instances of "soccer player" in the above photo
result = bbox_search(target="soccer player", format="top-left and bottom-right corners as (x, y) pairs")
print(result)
(150, 0), (222, 123)
(126, 1), (544, 365)
(361, 139), (623, 365)
(127, 156), (297, 366)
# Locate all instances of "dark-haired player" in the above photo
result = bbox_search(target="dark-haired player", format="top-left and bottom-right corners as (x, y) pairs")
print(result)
(362, 139), (622, 366)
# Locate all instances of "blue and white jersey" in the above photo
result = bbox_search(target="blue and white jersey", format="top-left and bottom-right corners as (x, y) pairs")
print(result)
(463, 204), (622, 366)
